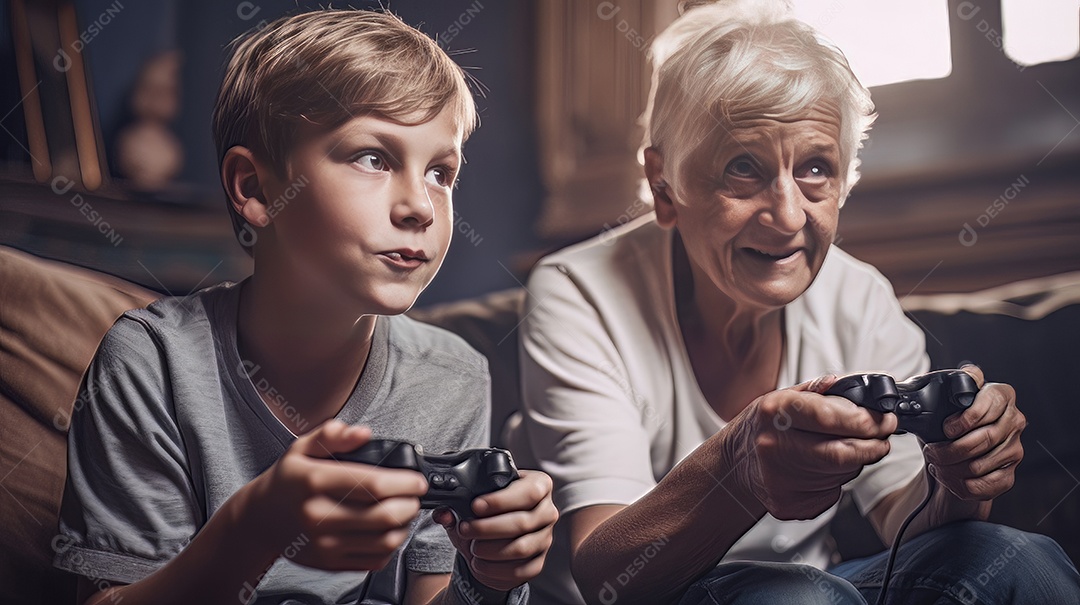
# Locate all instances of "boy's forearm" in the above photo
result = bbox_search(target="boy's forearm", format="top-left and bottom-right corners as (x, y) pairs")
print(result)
(422, 555), (520, 605)
(572, 438), (766, 605)
(84, 485), (281, 605)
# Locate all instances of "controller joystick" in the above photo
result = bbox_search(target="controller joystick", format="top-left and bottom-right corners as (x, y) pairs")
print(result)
(335, 439), (519, 519)
(825, 369), (979, 442)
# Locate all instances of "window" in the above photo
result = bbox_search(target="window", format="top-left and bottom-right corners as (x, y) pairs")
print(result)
(1002, 0), (1080, 66)
(793, 0), (952, 87)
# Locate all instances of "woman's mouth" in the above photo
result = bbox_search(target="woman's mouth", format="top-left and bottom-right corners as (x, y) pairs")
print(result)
(744, 247), (804, 265)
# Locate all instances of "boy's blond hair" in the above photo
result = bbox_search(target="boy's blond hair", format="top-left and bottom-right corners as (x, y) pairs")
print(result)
(212, 9), (477, 250)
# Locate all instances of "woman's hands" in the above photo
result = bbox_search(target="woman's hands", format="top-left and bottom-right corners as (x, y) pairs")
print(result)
(721, 364), (1025, 527)
(435, 470), (559, 592)
(723, 376), (898, 520)
(922, 365), (1026, 501)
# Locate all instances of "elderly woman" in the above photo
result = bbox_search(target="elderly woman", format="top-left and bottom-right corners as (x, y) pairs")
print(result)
(512, 2), (1080, 604)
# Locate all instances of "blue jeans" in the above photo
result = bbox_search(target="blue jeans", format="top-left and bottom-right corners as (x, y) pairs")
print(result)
(678, 521), (1080, 604)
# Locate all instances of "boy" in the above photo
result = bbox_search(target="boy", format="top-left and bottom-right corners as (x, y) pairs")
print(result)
(54, 9), (557, 605)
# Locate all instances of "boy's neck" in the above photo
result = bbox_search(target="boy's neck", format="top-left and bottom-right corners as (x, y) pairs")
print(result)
(236, 272), (378, 434)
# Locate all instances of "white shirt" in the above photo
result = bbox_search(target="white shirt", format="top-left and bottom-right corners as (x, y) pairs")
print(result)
(513, 214), (928, 603)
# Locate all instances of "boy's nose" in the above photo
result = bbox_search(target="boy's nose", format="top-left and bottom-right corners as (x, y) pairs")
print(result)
(392, 177), (435, 228)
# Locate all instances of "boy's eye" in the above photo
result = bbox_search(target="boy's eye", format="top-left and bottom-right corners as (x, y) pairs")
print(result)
(354, 152), (387, 172)
(425, 166), (453, 188)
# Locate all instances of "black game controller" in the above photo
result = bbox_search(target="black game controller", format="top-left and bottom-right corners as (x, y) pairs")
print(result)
(825, 369), (980, 442)
(334, 439), (519, 519)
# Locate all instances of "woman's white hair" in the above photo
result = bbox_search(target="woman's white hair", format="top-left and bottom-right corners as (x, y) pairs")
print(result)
(644, 0), (875, 205)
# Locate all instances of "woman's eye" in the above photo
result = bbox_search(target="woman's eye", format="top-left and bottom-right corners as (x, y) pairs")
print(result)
(425, 166), (453, 187)
(800, 161), (832, 181)
(726, 158), (758, 179)
(354, 153), (386, 171)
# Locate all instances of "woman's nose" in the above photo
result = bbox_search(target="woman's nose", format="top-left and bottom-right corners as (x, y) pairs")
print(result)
(391, 175), (435, 228)
(760, 174), (807, 234)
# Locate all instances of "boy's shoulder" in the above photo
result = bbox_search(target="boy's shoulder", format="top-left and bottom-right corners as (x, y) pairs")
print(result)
(97, 282), (235, 361)
(384, 314), (488, 376)
(109, 285), (490, 382)
(122, 281), (236, 332)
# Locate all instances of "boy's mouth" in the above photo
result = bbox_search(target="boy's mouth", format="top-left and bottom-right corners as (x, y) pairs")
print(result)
(379, 249), (430, 268)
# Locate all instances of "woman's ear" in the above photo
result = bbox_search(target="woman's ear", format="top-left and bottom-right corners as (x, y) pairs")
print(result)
(644, 147), (676, 229)
(221, 146), (272, 228)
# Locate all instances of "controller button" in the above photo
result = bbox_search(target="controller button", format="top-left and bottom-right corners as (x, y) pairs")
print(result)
(897, 401), (911, 413)
(956, 393), (976, 408)
(445, 476), (460, 489)
(430, 474), (446, 488)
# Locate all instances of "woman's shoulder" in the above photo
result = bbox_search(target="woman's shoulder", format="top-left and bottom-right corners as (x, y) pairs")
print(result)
(531, 214), (669, 302)
(810, 246), (898, 301)
(536, 212), (665, 274)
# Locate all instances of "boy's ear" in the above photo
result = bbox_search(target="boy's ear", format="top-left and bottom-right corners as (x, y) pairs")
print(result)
(221, 146), (273, 228)
(644, 147), (676, 229)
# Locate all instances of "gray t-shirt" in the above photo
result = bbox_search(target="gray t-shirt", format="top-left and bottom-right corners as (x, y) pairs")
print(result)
(55, 280), (510, 604)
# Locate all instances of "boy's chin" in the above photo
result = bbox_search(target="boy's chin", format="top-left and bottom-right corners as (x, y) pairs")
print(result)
(364, 289), (423, 316)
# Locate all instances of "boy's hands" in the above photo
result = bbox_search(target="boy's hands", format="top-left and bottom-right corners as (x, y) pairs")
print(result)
(434, 470), (558, 592)
(724, 376), (897, 521)
(240, 420), (428, 571)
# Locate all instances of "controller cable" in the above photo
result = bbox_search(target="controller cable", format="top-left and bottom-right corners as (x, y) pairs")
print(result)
(874, 470), (937, 605)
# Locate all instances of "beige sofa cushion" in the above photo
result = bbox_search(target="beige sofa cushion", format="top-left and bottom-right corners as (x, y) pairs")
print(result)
(0, 246), (158, 604)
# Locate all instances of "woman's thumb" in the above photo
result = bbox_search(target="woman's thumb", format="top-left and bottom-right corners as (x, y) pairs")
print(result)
(791, 374), (839, 394)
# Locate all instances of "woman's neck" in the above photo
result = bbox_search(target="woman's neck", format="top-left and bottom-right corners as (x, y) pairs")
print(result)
(673, 233), (783, 360)
(673, 233), (785, 418)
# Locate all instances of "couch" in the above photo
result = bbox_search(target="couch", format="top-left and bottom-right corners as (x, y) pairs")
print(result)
(2, 244), (1078, 604)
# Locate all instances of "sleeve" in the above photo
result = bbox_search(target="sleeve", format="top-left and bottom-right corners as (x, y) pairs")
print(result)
(404, 352), (491, 575)
(844, 273), (932, 515)
(54, 316), (202, 585)
(519, 263), (656, 514)
(447, 553), (529, 605)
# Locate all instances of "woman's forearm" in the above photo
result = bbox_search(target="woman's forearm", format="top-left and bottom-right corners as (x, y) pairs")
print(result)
(926, 473), (992, 529)
(572, 436), (766, 605)
(878, 470), (991, 546)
